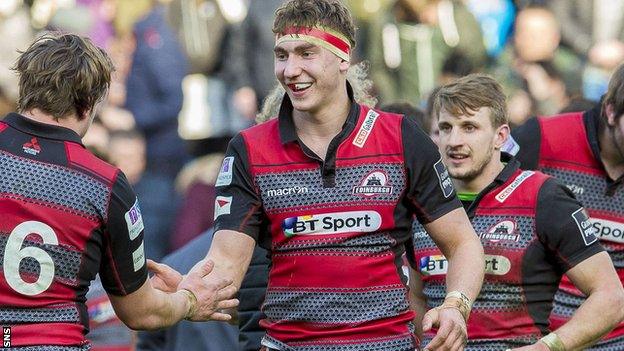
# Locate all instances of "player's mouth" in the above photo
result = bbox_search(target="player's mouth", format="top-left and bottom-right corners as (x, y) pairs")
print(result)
(447, 151), (470, 164)
(287, 83), (312, 93)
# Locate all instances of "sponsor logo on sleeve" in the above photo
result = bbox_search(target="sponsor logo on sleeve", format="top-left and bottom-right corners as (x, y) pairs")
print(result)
(572, 208), (598, 246)
(419, 254), (511, 276)
(132, 241), (146, 272)
(480, 220), (520, 243)
(434, 159), (454, 198)
(352, 110), (380, 148)
(353, 171), (393, 196)
(216, 157), (235, 187)
(281, 211), (382, 237)
(124, 198), (144, 240)
(592, 218), (624, 244)
(495, 171), (534, 203)
(214, 196), (232, 220)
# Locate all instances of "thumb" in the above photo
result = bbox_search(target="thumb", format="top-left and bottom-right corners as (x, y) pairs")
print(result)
(421, 308), (438, 332)
(147, 259), (163, 274)
(190, 259), (215, 278)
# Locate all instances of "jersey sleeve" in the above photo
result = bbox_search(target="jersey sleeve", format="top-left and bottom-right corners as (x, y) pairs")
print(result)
(100, 171), (148, 296)
(511, 117), (541, 170)
(213, 134), (267, 242)
(402, 116), (462, 224)
(535, 178), (604, 273)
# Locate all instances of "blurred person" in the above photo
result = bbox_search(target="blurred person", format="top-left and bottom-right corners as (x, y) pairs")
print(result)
(152, 0), (485, 349)
(490, 5), (582, 125)
(463, 0), (515, 58)
(425, 86), (442, 145)
(82, 117), (111, 161)
(549, 0), (624, 101)
(0, 0), (34, 105)
(368, 0), (487, 105)
(410, 73), (624, 350)
(136, 229), (239, 351)
(0, 32), (238, 350)
(381, 102), (428, 131)
(513, 62), (624, 350)
(108, 129), (176, 261)
(227, 0), (283, 127)
(124, 0), (189, 179)
(86, 275), (134, 351)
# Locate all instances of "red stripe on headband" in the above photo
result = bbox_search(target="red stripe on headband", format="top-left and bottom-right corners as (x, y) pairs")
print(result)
(281, 27), (350, 55)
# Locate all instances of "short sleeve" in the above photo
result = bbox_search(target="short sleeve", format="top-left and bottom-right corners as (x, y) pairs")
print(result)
(536, 178), (604, 273)
(213, 134), (267, 241)
(511, 117), (541, 170)
(100, 171), (148, 296)
(402, 116), (462, 224)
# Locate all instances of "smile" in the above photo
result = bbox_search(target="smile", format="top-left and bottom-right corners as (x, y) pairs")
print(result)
(288, 83), (312, 92)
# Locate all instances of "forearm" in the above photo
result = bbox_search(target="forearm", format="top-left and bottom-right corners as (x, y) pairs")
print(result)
(554, 289), (624, 350)
(111, 280), (192, 330)
(444, 235), (484, 303)
(204, 230), (256, 290)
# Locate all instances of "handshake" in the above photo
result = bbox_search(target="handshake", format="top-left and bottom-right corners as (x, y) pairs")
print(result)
(147, 258), (239, 322)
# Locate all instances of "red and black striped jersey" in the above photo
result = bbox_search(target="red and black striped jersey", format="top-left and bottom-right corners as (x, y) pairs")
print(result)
(514, 109), (624, 349)
(214, 87), (461, 351)
(409, 160), (603, 349)
(0, 113), (147, 349)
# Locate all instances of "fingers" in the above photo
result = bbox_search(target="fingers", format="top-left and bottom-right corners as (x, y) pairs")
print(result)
(424, 320), (451, 351)
(208, 312), (233, 321)
(217, 298), (239, 310)
(422, 308), (439, 332)
(217, 284), (238, 300)
(188, 259), (215, 278)
(147, 259), (165, 274)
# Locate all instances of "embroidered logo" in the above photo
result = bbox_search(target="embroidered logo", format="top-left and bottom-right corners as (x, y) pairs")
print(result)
(352, 109), (380, 148)
(214, 196), (232, 220)
(480, 220), (520, 243)
(495, 171), (535, 203)
(434, 159), (454, 198)
(216, 157), (234, 187)
(353, 171), (393, 196)
(572, 208), (598, 246)
(22, 138), (41, 156)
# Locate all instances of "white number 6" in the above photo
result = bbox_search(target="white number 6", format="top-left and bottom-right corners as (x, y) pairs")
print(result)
(4, 221), (58, 295)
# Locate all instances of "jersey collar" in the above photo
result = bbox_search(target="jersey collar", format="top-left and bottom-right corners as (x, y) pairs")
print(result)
(278, 82), (359, 145)
(3, 112), (84, 146)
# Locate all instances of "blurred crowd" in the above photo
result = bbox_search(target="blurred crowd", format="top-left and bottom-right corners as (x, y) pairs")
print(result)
(1, 0), (624, 350)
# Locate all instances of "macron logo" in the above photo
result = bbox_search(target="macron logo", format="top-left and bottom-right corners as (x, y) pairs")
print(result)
(352, 110), (380, 148)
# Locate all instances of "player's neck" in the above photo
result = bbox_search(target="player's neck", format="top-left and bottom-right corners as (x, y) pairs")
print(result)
(599, 127), (624, 180)
(20, 108), (87, 137)
(292, 89), (350, 158)
(454, 156), (505, 195)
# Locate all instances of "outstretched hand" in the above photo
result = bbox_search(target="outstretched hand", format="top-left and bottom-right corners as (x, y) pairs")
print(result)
(421, 307), (467, 351)
(177, 259), (239, 321)
(147, 259), (182, 293)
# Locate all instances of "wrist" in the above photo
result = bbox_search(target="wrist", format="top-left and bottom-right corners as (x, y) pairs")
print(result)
(540, 332), (565, 351)
(442, 291), (472, 321)
(177, 288), (197, 320)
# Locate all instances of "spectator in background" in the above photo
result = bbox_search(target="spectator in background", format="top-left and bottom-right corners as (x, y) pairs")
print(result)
(368, 0), (487, 105)
(86, 276), (134, 351)
(513, 62), (624, 351)
(227, 0), (283, 130)
(0, 0), (33, 107)
(108, 130), (176, 260)
(549, 0), (624, 101)
(463, 0), (516, 58)
(490, 5), (582, 126)
(137, 229), (239, 351)
(125, 0), (189, 179)
(381, 102), (428, 131)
